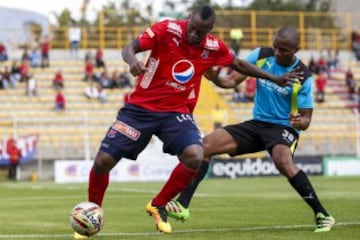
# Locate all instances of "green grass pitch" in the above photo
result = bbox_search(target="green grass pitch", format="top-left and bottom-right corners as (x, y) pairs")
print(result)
(0, 176), (359, 240)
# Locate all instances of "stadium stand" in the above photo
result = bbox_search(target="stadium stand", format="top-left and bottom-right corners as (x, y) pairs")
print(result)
(0, 59), (127, 161)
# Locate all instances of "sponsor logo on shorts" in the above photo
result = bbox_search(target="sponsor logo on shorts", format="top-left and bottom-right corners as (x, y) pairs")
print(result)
(176, 113), (194, 123)
(112, 121), (141, 141)
(106, 128), (117, 138)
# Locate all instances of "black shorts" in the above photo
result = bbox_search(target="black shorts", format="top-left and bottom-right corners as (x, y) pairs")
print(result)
(100, 104), (203, 161)
(224, 120), (299, 156)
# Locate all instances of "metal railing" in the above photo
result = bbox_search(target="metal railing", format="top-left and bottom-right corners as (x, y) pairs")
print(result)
(44, 10), (360, 50)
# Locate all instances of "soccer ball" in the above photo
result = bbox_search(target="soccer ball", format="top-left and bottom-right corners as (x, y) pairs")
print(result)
(70, 201), (104, 237)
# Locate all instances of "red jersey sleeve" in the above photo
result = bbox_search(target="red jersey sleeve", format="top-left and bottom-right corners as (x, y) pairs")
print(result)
(212, 39), (234, 67)
(137, 20), (168, 50)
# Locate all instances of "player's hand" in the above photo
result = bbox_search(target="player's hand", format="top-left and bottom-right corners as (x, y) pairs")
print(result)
(273, 67), (303, 86)
(289, 112), (302, 130)
(129, 60), (147, 77)
(204, 66), (221, 81)
(289, 112), (308, 130)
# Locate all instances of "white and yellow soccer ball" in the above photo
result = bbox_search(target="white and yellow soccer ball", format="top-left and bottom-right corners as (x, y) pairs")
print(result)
(70, 201), (104, 237)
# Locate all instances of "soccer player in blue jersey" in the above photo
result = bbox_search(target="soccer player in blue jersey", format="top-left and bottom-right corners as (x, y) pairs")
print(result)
(166, 26), (335, 232)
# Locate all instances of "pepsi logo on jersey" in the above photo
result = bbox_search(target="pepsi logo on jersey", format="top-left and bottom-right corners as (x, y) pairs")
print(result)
(171, 60), (194, 83)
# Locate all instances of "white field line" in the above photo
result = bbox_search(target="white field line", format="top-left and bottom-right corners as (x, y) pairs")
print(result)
(0, 187), (212, 202)
(0, 222), (359, 239)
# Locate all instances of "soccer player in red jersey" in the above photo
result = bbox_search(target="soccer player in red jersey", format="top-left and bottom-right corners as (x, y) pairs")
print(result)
(80, 5), (300, 238)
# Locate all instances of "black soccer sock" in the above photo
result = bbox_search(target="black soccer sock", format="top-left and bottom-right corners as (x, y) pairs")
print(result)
(177, 161), (209, 208)
(289, 170), (329, 216)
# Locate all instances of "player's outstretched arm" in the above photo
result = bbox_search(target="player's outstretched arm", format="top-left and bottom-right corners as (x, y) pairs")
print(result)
(121, 40), (147, 77)
(204, 67), (246, 89)
(230, 58), (302, 86)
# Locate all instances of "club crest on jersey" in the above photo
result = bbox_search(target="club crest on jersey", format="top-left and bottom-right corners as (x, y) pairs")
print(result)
(172, 60), (194, 83)
(201, 50), (209, 59)
(111, 121), (140, 141)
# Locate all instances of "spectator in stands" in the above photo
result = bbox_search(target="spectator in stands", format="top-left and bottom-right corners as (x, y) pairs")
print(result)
(1, 66), (13, 89)
(19, 59), (30, 82)
(118, 68), (133, 89)
(53, 69), (64, 89)
(345, 68), (356, 101)
(99, 69), (113, 89)
(357, 86), (360, 112)
(0, 67), (4, 89)
(10, 61), (21, 85)
(25, 73), (38, 97)
(69, 21), (82, 59)
(351, 29), (360, 61)
(95, 48), (106, 68)
(21, 47), (30, 62)
(308, 56), (318, 74)
(327, 48), (339, 71)
(7, 138), (21, 181)
(85, 81), (99, 99)
(29, 48), (41, 68)
(0, 42), (8, 62)
(40, 34), (51, 68)
(110, 69), (120, 89)
(84, 58), (95, 82)
(84, 49), (93, 63)
(244, 77), (256, 102)
(316, 56), (328, 74)
(348, 77), (356, 102)
(315, 71), (327, 103)
(97, 85), (108, 103)
(54, 89), (66, 111)
(345, 68), (354, 87)
(84, 81), (107, 103)
(0, 70), (5, 89)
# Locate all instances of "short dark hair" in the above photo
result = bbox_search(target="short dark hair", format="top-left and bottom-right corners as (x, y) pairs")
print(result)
(193, 4), (216, 22)
(277, 26), (300, 46)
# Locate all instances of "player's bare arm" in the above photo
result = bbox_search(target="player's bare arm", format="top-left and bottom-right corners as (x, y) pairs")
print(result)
(121, 40), (147, 77)
(230, 58), (302, 86)
(204, 67), (246, 89)
(289, 108), (313, 130)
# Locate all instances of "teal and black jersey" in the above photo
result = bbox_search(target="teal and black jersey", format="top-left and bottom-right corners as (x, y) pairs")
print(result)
(246, 47), (314, 129)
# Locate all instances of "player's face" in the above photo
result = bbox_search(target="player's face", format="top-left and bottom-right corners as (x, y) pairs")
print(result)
(272, 35), (298, 66)
(186, 14), (213, 45)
